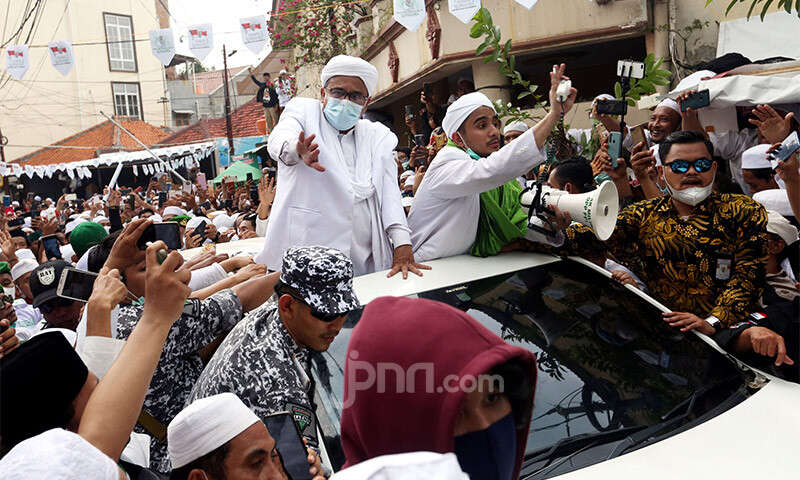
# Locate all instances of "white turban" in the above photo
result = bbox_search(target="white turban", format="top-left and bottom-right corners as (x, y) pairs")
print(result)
(212, 213), (235, 229)
(11, 259), (39, 282)
(0, 429), (119, 480)
(766, 210), (799, 245)
(753, 189), (793, 217)
(168, 393), (260, 469)
(442, 92), (496, 139)
(163, 206), (186, 218)
(321, 55), (379, 97)
(503, 121), (529, 135)
(741, 144), (772, 170)
(657, 98), (680, 115)
(65, 218), (88, 235)
(14, 248), (35, 261)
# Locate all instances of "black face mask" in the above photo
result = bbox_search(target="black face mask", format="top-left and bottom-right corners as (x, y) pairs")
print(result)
(454, 413), (517, 480)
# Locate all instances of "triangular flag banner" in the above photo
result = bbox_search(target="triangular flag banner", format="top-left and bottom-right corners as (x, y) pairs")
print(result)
(393, 0), (426, 32)
(48, 41), (75, 76)
(83, 167), (92, 179)
(45, 166), (54, 178)
(5, 45), (30, 80)
(66, 168), (75, 180)
(132, 164), (138, 176)
(76, 168), (85, 180)
(34, 167), (44, 179)
(240, 15), (269, 55)
(187, 24), (213, 61)
(449, 0), (481, 24)
(149, 28), (175, 66)
(514, 0), (539, 9)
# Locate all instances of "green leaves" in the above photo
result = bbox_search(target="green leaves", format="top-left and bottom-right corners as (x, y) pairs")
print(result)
(711, 0), (799, 19)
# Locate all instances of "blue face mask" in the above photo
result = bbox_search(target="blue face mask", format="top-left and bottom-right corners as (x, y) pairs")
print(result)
(466, 148), (482, 161)
(454, 413), (517, 480)
(323, 97), (363, 131)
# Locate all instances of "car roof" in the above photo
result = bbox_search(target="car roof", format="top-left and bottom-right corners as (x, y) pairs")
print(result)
(353, 252), (561, 305)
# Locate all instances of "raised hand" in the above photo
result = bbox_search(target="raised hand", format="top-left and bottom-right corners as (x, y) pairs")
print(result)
(143, 241), (192, 322)
(297, 131), (324, 172)
(549, 63), (578, 115)
(749, 104), (795, 145)
(105, 218), (151, 272)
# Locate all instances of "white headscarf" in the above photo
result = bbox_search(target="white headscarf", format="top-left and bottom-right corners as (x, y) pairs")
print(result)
(442, 92), (496, 139)
(321, 55), (379, 97)
(503, 121), (529, 135)
(0, 429), (120, 480)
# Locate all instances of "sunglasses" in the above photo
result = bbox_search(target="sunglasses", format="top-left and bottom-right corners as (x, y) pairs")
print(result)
(275, 284), (343, 322)
(39, 297), (74, 314)
(664, 158), (714, 174)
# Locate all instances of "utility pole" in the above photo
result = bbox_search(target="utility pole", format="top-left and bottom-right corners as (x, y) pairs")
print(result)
(0, 126), (6, 164)
(222, 44), (235, 157)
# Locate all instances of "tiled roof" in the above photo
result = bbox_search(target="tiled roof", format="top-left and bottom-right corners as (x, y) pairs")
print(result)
(157, 99), (265, 146)
(13, 118), (170, 166)
(193, 66), (248, 94)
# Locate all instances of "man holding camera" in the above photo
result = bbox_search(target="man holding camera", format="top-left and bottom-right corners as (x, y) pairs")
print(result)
(256, 55), (427, 279)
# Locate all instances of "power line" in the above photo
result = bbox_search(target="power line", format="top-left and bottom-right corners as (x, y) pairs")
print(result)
(0, 0), (42, 49)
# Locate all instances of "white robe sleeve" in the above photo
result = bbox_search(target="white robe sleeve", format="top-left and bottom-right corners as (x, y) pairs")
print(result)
(425, 128), (546, 199)
(267, 98), (306, 166)
(188, 263), (228, 291)
(378, 134), (411, 248)
(78, 336), (126, 378)
(255, 215), (269, 237)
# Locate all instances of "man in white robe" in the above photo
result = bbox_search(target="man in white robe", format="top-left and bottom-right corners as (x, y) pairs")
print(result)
(255, 55), (428, 278)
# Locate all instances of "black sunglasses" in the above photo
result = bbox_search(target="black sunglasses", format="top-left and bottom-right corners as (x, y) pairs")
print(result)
(39, 297), (74, 314)
(664, 158), (714, 174)
(275, 284), (342, 322)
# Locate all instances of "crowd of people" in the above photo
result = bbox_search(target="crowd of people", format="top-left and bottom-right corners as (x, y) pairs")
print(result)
(0, 52), (798, 479)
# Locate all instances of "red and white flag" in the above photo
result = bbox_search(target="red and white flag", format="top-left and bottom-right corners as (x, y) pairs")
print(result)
(4, 45), (29, 80)
(240, 15), (269, 55)
(187, 24), (213, 61)
(48, 41), (74, 76)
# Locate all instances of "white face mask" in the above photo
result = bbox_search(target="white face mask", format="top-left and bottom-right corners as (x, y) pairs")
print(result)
(663, 172), (715, 207)
(3, 286), (15, 300)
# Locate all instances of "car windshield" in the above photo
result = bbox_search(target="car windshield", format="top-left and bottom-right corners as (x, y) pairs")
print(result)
(311, 259), (752, 478)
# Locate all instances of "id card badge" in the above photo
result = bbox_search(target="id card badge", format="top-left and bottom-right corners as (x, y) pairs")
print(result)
(715, 257), (732, 281)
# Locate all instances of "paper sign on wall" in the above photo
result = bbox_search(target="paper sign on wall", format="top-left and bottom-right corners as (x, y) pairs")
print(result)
(393, 0), (426, 32)
(240, 15), (270, 55)
(48, 41), (74, 76)
(514, 0), (539, 9)
(149, 28), (176, 66)
(5, 45), (29, 80)
(449, 0), (481, 24)
(187, 24), (213, 61)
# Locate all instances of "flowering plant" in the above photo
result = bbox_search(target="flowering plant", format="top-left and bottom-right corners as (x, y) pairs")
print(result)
(268, 0), (357, 66)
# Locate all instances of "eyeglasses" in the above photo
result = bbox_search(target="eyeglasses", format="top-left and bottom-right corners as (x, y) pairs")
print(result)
(326, 87), (368, 106)
(39, 297), (74, 314)
(664, 158), (714, 174)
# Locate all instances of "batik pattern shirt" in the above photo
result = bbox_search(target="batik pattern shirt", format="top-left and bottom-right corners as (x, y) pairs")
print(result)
(115, 289), (243, 472)
(179, 301), (317, 470)
(563, 192), (768, 326)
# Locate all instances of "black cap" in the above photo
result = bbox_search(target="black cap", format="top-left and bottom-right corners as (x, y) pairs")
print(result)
(30, 260), (71, 309)
(0, 332), (89, 451)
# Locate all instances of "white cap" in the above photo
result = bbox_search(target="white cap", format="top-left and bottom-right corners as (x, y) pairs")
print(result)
(753, 189), (794, 217)
(14, 248), (35, 261)
(163, 206), (186, 217)
(92, 215), (109, 224)
(212, 213), (235, 229)
(656, 98), (680, 115)
(0, 428), (119, 480)
(503, 121), (529, 135)
(442, 92), (496, 139)
(11, 201), (19, 207)
(167, 393), (260, 469)
(766, 210), (799, 245)
(33, 195), (41, 202)
(150, 213), (164, 223)
(65, 218), (88, 235)
(11, 258), (39, 282)
(329, 452), (469, 480)
(741, 144), (772, 170)
(279, 69), (288, 75)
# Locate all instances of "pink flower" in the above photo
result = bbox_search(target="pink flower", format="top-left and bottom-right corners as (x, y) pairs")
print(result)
(282, 39), (290, 46)
(275, 33), (281, 39)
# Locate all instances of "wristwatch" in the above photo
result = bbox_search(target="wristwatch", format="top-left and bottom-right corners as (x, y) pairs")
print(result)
(705, 315), (721, 332)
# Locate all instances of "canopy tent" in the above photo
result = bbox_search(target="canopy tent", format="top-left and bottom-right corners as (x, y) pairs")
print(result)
(212, 161), (262, 184)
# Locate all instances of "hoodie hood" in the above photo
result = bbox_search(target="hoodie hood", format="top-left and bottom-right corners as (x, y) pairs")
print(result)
(340, 296), (536, 477)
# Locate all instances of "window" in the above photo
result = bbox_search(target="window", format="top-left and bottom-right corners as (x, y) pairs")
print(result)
(112, 82), (142, 119)
(103, 13), (137, 72)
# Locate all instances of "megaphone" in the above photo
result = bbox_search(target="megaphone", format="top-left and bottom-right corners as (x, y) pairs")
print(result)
(520, 180), (619, 241)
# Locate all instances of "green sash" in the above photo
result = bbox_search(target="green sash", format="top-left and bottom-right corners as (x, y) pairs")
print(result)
(470, 179), (528, 257)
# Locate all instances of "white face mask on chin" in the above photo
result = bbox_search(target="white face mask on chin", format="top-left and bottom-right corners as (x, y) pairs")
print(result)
(663, 173), (715, 207)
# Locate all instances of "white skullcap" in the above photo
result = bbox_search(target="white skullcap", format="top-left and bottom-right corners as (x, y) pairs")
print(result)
(65, 218), (88, 235)
(78, 211), (92, 219)
(442, 92), (496, 139)
(766, 210), (799, 245)
(329, 452), (469, 480)
(212, 213), (235, 229)
(46, 197), (53, 203)
(279, 69), (287, 75)
(92, 215), (109, 224)
(656, 98), (680, 114)
(503, 121), (529, 135)
(741, 144), (772, 170)
(0, 428), (119, 480)
(14, 248), (35, 261)
(168, 393), (260, 469)
(11, 258), (39, 281)
(150, 213), (164, 223)
(60, 243), (75, 261)
(753, 189), (794, 217)
(11, 201), (19, 207)
(33, 195), (41, 202)
(321, 55), (379, 97)
(163, 206), (186, 217)
(186, 216), (210, 230)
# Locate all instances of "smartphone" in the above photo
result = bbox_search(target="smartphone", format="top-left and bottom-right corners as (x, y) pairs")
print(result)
(770, 131), (800, 166)
(413, 134), (427, 147)
(200, 201), (211, 210)
(197, 172), (207, 190)
(41, 234), (63, 260)
(7, 218), (23, 227)
(158, 192), (167, 208)
(246, 172), (254, 182)
(193, 220), (207, 241)
(56, 267), (98, 303)
(630, 123), (649, 149)
(128, 194), (136, 211)
(2, 197), (10, 207)
(596, 99), (627, 116)
(404, 105), (415, 117)
(263, 412), (312, 480)
(249, 184), (259, 204)
(680, 89), (710, 112)
(65, 193), (77, 201)
(136, 222), (183, 251)
(266, 167), (277, 181)
(608, 131), (622, 169)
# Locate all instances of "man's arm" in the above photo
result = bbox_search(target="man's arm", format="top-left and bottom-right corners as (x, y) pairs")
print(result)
(266, 99), (307, 167)
(231, 271), (281, 312)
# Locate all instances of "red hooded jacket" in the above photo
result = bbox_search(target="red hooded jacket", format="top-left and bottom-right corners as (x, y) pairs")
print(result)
(340, 296), (537, 478)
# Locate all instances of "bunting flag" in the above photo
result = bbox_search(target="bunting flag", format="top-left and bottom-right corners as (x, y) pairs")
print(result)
(132, 164), (138, 176)
(240, 15), (270, 55)
(47, 41), (74, 76)
(149, 28), (176, 66)
(393, 0), (426, 32)
(449, 0), (481, 24)
(4, 45), (30, 80)
(513, 0), (539, 9)
(187, 24), (213, 61)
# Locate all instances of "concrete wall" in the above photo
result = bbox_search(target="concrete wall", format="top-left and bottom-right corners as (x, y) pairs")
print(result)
(1, 0), (167, 160)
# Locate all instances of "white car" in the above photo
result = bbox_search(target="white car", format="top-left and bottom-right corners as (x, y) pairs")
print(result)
(187, 241), (800, 478)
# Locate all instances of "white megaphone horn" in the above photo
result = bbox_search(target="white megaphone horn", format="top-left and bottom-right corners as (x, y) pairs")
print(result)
(521, 180), (619, 240)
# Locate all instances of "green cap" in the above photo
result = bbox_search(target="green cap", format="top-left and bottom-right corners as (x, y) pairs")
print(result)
(168, 215), (191, 227)
(70, 222), (108, 258)
(0, 261), (9, 274)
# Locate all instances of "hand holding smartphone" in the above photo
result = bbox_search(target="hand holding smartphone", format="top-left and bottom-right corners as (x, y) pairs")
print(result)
(263, 412), (313, 480)
(57, 268), (98, 303)
(608, 131), (623, 169)
(136, 223), (183, 251)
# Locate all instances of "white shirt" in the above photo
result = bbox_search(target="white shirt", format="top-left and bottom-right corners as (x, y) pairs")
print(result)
(12, 300), (44, 341)
(709, 129), (758, 195)
(408, 128), (547, 262)
(276, 79), (293, 107)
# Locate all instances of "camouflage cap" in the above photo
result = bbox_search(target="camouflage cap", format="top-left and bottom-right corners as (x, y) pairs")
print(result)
(279, 246), (360, 316)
